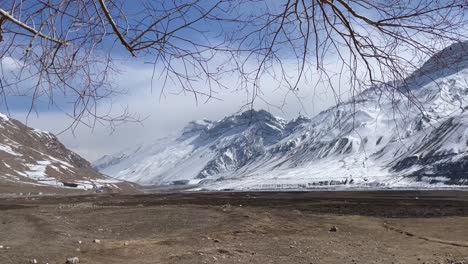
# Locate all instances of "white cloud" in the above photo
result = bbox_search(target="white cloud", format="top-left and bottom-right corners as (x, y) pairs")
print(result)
(0, 56), (23, 72)
(9, 57), (347, 162)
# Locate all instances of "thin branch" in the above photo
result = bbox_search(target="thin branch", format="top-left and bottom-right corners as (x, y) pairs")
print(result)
(97, 0), (136, 57)
(0, 8), (70, 46)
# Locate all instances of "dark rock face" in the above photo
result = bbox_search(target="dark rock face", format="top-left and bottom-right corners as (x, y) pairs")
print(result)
(391, 116), (468, 185)
(394, 155), (468, 185)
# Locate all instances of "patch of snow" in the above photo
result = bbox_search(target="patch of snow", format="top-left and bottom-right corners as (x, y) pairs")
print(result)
(0, 113), (9, 121)
(24, 161), (50, 180)
(0, 144), (22, 156)
(46, 155), (73, 167)
(31, 128), (52, 138)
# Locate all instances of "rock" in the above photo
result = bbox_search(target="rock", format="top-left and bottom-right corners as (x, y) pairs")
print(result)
(124, 241), (129, 246)
(31, 259), (38, 264)
(95, 186), (113, 193)
(78, 240), (82, 244)
(93, 239), (101, 244)
(0, 245), (3, 249)
(221, 204), (231, 212)
(66, 257), (80, 264)
(329, 226), (338, 232)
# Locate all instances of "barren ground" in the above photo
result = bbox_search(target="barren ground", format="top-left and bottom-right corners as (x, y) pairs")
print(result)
(1, 191), (468, 264)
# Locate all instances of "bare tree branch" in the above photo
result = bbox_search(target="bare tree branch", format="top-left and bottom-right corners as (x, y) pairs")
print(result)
(96, 0), (135, 56)
(0, 8), (70, 46)
(0, 0), (466, 130)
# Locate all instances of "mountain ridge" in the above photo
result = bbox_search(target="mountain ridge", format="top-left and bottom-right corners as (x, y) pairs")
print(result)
(94, 41), (468, 190)
(0, 114), (136, 193)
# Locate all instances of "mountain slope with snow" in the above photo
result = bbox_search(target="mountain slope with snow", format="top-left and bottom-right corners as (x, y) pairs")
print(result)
(94, 41), (468, 190)
(0, 114), (136, 193)
(94, 110), (309, 185)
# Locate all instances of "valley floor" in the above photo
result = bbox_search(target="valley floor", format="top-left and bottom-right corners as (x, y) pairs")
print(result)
(1, 191), (468, 264)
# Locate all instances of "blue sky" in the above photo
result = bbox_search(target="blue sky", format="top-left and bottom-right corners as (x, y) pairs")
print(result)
(1, 0), (464, 160)
(0, 0), (346, 160)
(1, 50), (342, 160)
(8, 57), (342, 160)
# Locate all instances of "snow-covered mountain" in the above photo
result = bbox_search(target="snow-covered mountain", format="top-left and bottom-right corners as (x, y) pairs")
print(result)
(94, 110), (308, 185)
(0, 114), (136, 193)
(94, 41), (468, 190)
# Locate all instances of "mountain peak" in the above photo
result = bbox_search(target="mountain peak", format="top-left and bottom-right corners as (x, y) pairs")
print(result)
(181, 110), (282, 137)
(220, 109), (282, 123)
(0, 113), (10, 121)
(405, 41), (468, 88)
(238, 109), (276, 119)
(182, 119), (213, 135)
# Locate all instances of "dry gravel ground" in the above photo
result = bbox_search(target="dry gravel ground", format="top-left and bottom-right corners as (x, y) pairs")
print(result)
(1, 191), (468, 264)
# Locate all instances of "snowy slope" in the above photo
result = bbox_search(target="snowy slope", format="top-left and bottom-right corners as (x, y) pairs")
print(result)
(94, 111), (309, 185)
(0, 114), (136, 192)
(94, 41), (468, 190)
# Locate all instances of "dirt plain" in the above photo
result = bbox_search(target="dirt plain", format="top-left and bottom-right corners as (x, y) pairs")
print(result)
(1, 191), (468, 264)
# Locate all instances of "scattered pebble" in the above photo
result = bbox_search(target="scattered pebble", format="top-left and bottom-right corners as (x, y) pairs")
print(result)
(221, 204), (231, 212)
(31, 259), (38, 264)
(93, 239), (101, 244)
(329, 226), (338, 232)
(66, 256), (80, 264)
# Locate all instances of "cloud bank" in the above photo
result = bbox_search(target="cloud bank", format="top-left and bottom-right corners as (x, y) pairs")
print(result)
(8, 58), (347, 161)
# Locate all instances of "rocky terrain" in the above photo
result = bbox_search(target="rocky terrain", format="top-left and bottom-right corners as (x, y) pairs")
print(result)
(1, 191), (468, 264)
(0, 114), (136, 194)
(95, 41), (468, 190)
